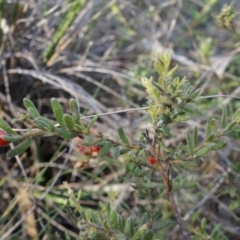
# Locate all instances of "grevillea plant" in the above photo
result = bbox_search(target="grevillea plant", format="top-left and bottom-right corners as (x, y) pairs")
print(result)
(1, 53), (240, 239)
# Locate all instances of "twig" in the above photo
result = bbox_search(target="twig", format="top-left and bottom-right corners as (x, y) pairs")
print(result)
(167, 190), (192, 240)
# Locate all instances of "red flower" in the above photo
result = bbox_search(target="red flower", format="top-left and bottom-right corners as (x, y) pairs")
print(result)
(90, 145), (101, 153)
(78, 145), (104, 158)
(0, 129), (10, 147)
(148, 156), (157, 165)
(78, 146), (92, 156)
(90, 145), (101, 157)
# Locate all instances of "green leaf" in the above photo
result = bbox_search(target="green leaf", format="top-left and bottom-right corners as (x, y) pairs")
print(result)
(162, 125), (170, 136)
(89, 232), (107, 239)
(191, 210), (201, 224)
(118, 127), (129, 145)
(132, 224), (147, 240)
(7, 139), (32, 157)
(0, 118), (15, 134)
(113, 146), (120, 159)
(109, 210), (118, 230)
(139, 212), (148, 227)
(223, 121), (237, 134)
(135, 169), (152, 178)
(51, 98), (65, 128)
(69, 98), (80, 123)
(194, 146), (211, 158)
(27, 107), (40, 119)
(187, 131), (194, 156)
(103, 219), (110, 229)
(84, 209), (92, 223)
(211, 140), (226, 151)
(84, 135), (95, 145)
(167, 64), (178, 77)
(193, 126), (198, 147)
(172, 113), (189, 122)
(99, 201), (107, 214)
(160, 141), (170, 153)
(200, 217), (206, 233)
(232, 109), (240, 123)
(99, 142), (113, 158)
(229, 200), (240, 210)
(124, 216), (135, 237)
(211, 224), (222, 239)
(75, 122), (88, 134)
(117, 215), (126, 232)
(153, 211), (163, 221)
(23, 98), (40, 116)
(158, 219), (176, 228)
(205, 117), (212, 137)
(3, 134), (23, 142)
(63, 114), (75, 131)
(221, 105), (227, 128)
(190, 88), (201, 100)
(210, 118), (218, 135)
(155, 60), (165, 77)
(142, 230), (154, 240)
(35, 117), (55, 132)
(204, 133), (215, 143)
(87, 115), (98, 132)
(120, 148), (131, 155)
(115, 234), (126, 240)
(55, 128), (77, 139)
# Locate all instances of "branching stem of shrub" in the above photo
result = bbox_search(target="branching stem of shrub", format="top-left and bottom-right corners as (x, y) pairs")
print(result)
(149, 148), (192, 240)
(167, 190), (192, 240)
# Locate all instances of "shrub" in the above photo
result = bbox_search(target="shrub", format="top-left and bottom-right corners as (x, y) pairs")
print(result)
(1, 53), (239, 239)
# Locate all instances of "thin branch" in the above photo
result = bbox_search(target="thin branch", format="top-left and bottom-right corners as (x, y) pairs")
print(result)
(167, 190), (192, 240)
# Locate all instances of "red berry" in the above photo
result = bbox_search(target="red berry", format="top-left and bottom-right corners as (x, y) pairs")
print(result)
(148, 156), (157, 165)
(0, 129), (10, 147)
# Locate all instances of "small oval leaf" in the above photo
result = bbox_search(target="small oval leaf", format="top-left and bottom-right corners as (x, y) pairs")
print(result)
(160, 141), (170, 153)
(143, 230), (154, 240)
(0, 118), (15, 134)
(139, 212), (148, 226)
(99, 142), (113, 158)
(205, 117), (212, 138)
(193, 126), (198, 147)
(132, 224), (148, 240)
(27, 107), (40, 119)
(51, 98), (65, 128)
(118, 127), (129, 145)
(211, 140), (226, 151)
(194, 146), (211, 158)
(223, 121), (237, 134)
(187, 131), (194, 156)
(124, 216), (135, 237)
(35, 117), (55, 132)
(87, 115), (98, 132)
(210, 118), (218, 135)
(69, 98), (80, 123)
(172, 113), (190, 122)
(55, 128), (77, 139)
(23, 98), (40, 116)
(221, 105), (227, 129)
(120, 148), (131, 155)
(109, 210), (118, 230)
(63, 114), (75, 131)
(3, 135), (23, 142)
(190, 88), (201, 100)
(7, 139), (32, 157)
(232, 109), (240, 123)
